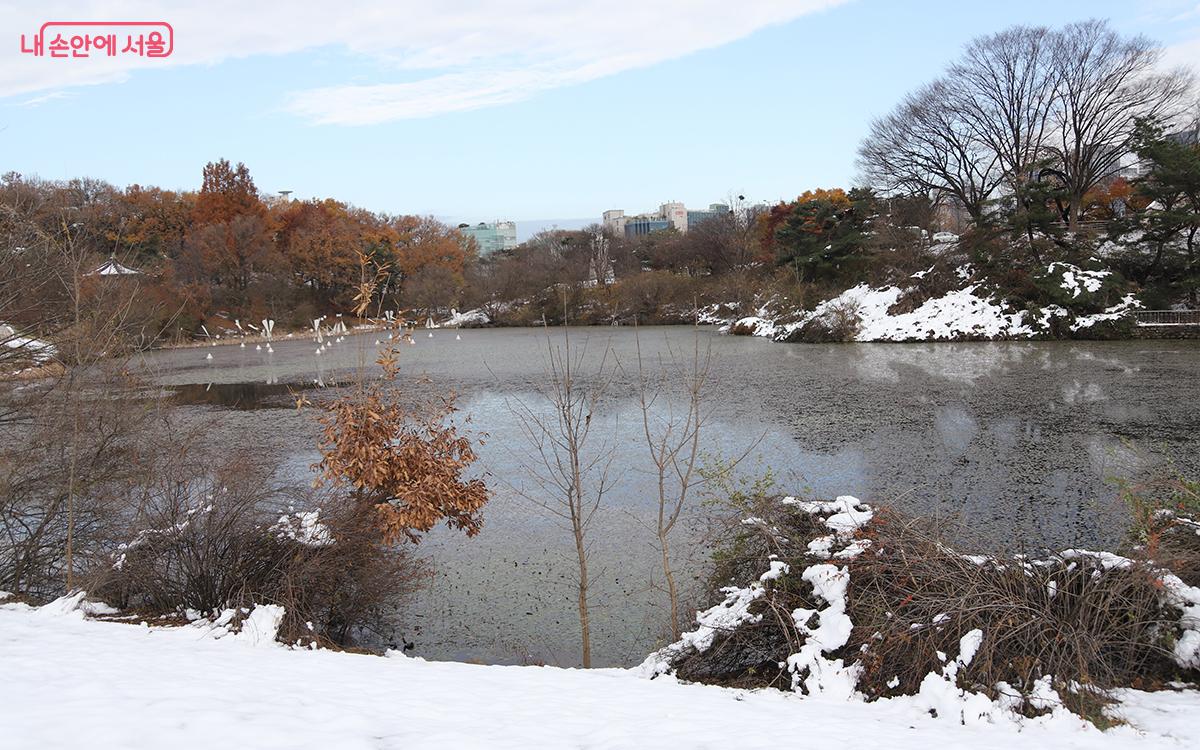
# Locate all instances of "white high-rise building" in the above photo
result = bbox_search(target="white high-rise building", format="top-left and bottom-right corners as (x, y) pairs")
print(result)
(601, 201), (709, 238)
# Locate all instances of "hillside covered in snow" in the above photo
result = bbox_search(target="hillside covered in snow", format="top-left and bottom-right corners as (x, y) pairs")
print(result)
(717, 254), (1148, 344)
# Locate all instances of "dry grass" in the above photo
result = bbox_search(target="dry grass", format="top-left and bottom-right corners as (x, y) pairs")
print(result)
(849, 509), (1178, 714)
(662, 498), (1197, 721)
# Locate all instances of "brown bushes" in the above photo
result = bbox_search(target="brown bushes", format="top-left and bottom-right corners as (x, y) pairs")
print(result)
(1122, 475), (1200, 588)
(89, 455), (429, 649)
(849, 510), (1177, 707)
(656, 497), (1197, 718)
(314, 348), (489, 544)
(788, 300), (862, 343)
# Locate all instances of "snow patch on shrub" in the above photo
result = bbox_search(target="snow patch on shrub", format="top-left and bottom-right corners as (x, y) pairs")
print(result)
(189, 604), (287, 647)
(646, 493), (1200, 727)
(271, 509), (334, 547)
(1071, 294), (1142, 331)
(735, 283), (1035, 343)
(1048, 263), (1111, 298)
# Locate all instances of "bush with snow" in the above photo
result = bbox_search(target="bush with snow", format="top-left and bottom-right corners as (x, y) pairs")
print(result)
(643, 495), (1200, 724)
(90, 459), (427, 649)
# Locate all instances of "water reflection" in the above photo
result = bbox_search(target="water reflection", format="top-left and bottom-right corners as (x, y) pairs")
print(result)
(131, 329), (1200, 666)
(171, 381), (321, 409)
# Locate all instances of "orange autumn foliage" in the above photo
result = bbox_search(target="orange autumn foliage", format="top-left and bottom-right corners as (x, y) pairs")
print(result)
(392, 215), (475, 281)
(754, 188), (852, 261)
(315, 350), (489, 543)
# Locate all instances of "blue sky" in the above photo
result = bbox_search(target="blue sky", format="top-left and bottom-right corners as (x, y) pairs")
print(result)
(3, 0), (1200, 233)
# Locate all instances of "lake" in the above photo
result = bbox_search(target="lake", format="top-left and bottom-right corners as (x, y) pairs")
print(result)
(130, 327), (1200, 667)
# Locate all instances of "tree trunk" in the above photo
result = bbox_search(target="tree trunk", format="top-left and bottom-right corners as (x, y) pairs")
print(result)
(574, 520), (591, 668)
(64, 407), (79, 591)
(660, 530), (680, 640)
(1188, 226), (1198, 308)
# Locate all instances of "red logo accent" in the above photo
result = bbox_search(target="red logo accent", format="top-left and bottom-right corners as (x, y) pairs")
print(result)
(20, 22), (174, 59)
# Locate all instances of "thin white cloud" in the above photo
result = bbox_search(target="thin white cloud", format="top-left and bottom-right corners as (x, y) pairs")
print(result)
(18, 90), (71, 108)
(0, 1), (847, 124)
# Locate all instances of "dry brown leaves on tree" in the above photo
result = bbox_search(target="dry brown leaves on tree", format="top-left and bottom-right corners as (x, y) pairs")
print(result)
(315, 348), (489, 543)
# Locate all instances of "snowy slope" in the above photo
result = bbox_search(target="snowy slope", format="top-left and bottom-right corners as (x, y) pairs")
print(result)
(1, 598), (1197, 749)
(725, 259), (1142, 343)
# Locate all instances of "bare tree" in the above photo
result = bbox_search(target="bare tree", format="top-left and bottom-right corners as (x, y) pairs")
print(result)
(632, 327), (710, 640)
(588, 229), (612, 289)
(47, 216), (146, 591)
(858, 79), (1004, 221)
(508, 323), (614, 667)
(860, 20), (1195, 235)
(1046, 20), (1193, 230)
(0, 204), (156, 595)
(950, 25), (1059, 193)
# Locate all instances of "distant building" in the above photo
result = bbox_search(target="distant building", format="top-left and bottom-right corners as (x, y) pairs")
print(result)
(603, 201), (728, 239)
(458, 221), (518, 256)
(624, 217), (673, 237)
(933, 197), (970, 235)
(658, 202), (687, 233)
(686, 203), (730, 229)
(601, 209), (627, 238)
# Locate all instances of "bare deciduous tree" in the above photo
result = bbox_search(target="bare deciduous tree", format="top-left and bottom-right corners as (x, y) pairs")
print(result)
(632, 327), (710, 640)
(1047, 20), (1192, 230)
(858, 79), (1004, 222)
(859, 19), (1194, 234)
(950, 25), (1059, 192)
(508, 323), (614, 667)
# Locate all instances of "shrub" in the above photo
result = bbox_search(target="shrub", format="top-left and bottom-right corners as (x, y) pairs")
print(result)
(848, 510), (1178, 708)
(647, 495), (1199, 722)
(314, 348), (489, 544)
(88, 456), (429, 649)
(1033, 262), (1129, 314)
(1122, 474), (1200, 588)
(789, 300), (861, 343)
(610, 270), (697, 323)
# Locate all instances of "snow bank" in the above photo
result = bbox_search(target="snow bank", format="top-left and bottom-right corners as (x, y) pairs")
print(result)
(2, 322), (56, 371)
(720, 254), (1146, 344)
(858, 284), (1034, 341)
(442, 308), (490, 327)
(2, 598), (1196, 749)
(186, 604), (287, 646)
(731, 283), (1036, 343)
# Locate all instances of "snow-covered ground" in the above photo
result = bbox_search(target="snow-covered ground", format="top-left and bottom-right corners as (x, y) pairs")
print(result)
(726, 262), (1141, 343)
(1, 322), (56, 372)
(1, 594), (1197, 749)
(730, 283), (1039, 342)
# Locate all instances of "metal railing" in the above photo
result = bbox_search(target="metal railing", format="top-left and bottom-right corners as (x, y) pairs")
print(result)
(1132, 310), (1200, 326)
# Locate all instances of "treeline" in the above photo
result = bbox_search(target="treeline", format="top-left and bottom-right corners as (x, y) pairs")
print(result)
(0, 160), (476, 342)
(5, 19), (1200, 347)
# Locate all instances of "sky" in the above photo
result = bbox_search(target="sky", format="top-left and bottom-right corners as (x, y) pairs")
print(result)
(4, 0), (1200, 235)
